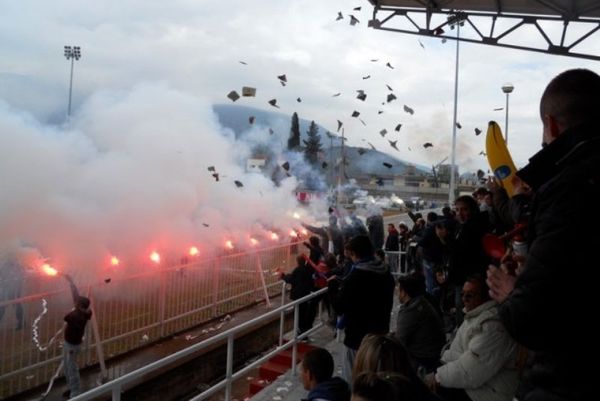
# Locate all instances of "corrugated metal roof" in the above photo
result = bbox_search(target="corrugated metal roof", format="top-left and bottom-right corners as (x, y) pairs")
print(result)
(367, 0), (600, 19)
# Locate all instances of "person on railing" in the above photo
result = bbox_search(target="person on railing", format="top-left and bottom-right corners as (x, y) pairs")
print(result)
(300, 347), (350, 401)
(327, 235), (395, 384)
(280, 255), (317, 336)
(61, 274), (92, 399)
(303, 235), (324, 265)
(384, 223), (400, 273)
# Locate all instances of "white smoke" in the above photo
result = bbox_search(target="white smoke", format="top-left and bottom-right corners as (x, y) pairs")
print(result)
(0, 83), (327, 277)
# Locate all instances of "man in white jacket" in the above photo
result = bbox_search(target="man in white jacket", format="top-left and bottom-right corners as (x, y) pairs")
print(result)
(425, 275), (518, 401)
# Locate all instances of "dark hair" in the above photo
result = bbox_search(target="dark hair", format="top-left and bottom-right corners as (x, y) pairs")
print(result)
(375, 249), (386, 260)
(76, 296), (90, 310)
(397, 273), (426, 298)
(324, 253), (337, 269)
(345, 235), (374, 259)
(352, 372), (416, 401)
(540, 69), (600, 130)
(442, 206), (452, 216)
(473, 187), (490, 197)
(296, 255), (306, 266)
(302, 348), (334, 383)
(387, 223), (395, 228)
(309, 236), (320, 247)
(426, 212), (438, 223)
(455, 195), (479, 214)
(465, 274), (491, 301)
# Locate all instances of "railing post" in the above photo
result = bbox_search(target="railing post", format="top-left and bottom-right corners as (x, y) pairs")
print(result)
(291, 303), (299, 374)
(279, 282), (286, 346)
(225, 334), (234, 400)
(158, 270), (166, 337)
(88, 289), (108, 382)
(112, 385), (122, 401)
(212, 257), (221, 317)
(255, 252), (271, 308)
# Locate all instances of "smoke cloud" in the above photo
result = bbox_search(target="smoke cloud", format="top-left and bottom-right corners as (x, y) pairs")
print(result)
(0, 83), (326, 278)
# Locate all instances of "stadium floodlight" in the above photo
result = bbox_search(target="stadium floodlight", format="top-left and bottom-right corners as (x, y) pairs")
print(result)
(64, 45), (82, 118)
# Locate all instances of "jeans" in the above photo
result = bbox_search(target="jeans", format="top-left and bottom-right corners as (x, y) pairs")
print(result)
(63, 342), (82, 396)
(342, 345), (357, 386)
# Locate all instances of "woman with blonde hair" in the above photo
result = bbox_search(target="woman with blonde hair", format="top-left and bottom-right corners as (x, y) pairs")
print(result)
(352, 334), (439, 401)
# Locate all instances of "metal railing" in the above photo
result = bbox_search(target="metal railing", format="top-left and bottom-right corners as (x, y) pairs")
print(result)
(0, 242), (302, 398)
(69, 287), (328, 401)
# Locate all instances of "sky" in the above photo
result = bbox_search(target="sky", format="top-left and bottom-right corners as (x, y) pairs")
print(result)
(0, 0), (599, 270)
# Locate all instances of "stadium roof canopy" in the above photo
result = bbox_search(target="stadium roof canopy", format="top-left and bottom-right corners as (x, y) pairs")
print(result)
(366, 1), (600, 60)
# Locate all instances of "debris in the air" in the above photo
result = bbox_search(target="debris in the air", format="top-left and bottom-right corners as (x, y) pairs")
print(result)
(403, 105), (415, 115)
(423, 142), (433, 148)
(378, 110), (384, 115)
(386, 62), (394, 69)
(354, 6), (361, 10)
(249, 116), (255, 124)
(269, 128), (274, 135)
(227, 91), (240, 102)
(104, 278), (111, 284)
(322, 162), (328, 169)
(281, 162), (290, 171)
(356, 90), (367, 101)
(203, 223), (210, 227)
(386, 84), (393, 91)
(456, 122), (462, 129)
(479, 151), (487, 156)
(239, 61), (248, 65)
(268, 99), (279, 108)
(336, 12), (343, 21)
(383, 162), (393, 169)
(387, 93), (397, 102)
(408, 147), (412, 151)
(212, 173), (219, 181)
(368, 142), (376, 150)
(371, 59), (379, 62)
(332, 92), (341, 97)
(379, 129), (388, 137)
(418, 40), (425, 49)
(395, 123), (402, 132)
(362, 75), (371, 80)
(351, 111), (360, 117)
(475, 128), (482, 136)
(357, 148), (367, 155)
(359, 118), (367, 126)
(277, 74), (287, 83)
(442, 38), (447, 43)
(234, 180), (244, 188)
(349, 15), (360, 26)
(376, 178), (384, 186)
(389, 140), (399, 151)
(242, 87), (256, 97)
(337, 120), (343, 132)
(494, 107), (504, 111)
(297, 97), (302, 102)
(208, 166), (216, 172)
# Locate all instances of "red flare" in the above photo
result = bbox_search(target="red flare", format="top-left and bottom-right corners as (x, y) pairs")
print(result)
(270, 232), (279, 241)
(110, 256), (120, 266)
(189, 246), (199, 256)
(300, 228), (308, 236)
(250, 238), (259, 246)
(225, 240), (234, 250)
(41, 263), (58, 276)
(289, 229), (298, 238)
(150, 251), (161, 264)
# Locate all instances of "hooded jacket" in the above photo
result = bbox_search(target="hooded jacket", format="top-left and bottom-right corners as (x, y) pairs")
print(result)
(304, 377), (350, 401)
(437, 300), (518, 401)
(329, 258), (395, 350)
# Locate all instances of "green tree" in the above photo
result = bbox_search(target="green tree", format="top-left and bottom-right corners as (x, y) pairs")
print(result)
(303, 120), (322, 165)
(287, 112), (300, 150)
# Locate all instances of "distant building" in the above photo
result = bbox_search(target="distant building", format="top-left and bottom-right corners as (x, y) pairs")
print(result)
(246, 158), (266, 173)
(438, 164), (459, 184)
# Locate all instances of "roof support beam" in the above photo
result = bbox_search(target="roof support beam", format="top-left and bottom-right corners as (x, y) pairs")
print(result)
(369, 6), (600, 61)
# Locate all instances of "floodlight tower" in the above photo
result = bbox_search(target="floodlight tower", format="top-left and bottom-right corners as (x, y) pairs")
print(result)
(64, 45), (81, 118)
(502, 83), (515, 144)
(448, 12), (467, 205)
